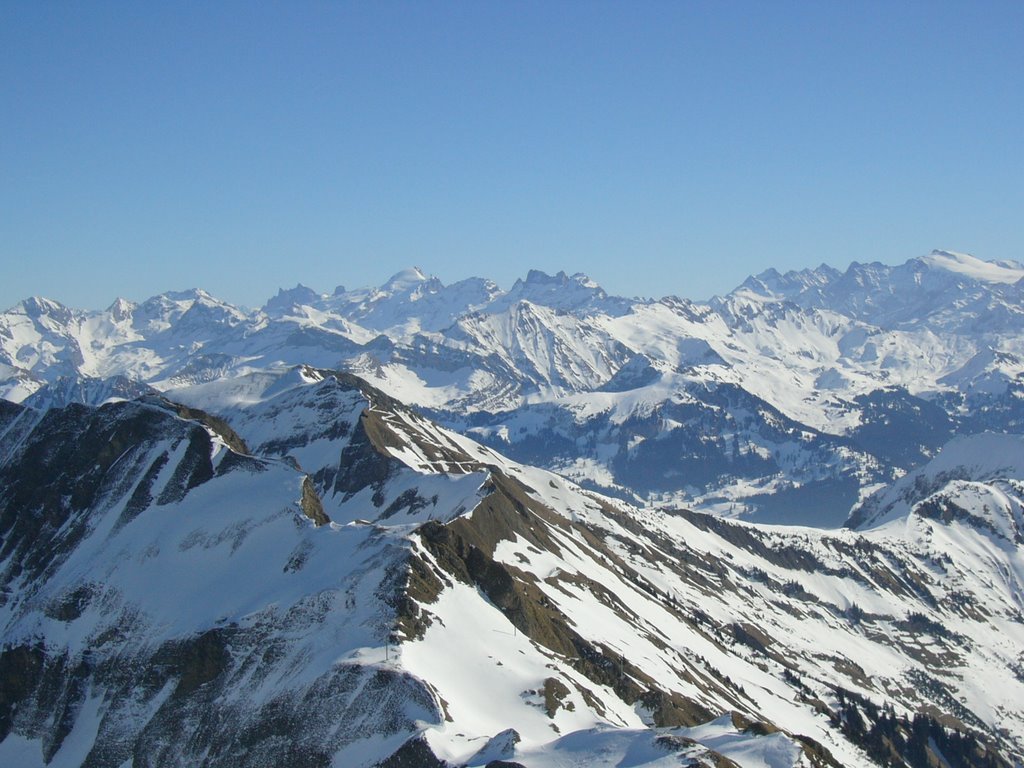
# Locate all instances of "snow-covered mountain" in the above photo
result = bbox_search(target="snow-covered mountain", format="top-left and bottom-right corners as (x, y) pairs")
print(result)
(1, 372), (1022, 766)
(847, 432), (1024, 531)
(738, 249), (1024, 333)
(4, 250), (1022, 526)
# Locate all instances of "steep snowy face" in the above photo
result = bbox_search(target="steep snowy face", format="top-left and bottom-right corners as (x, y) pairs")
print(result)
(445, 300), (634, 397)
(394, 405), (1024, 767)
(0, 297), (90, 384)
(416, 493), (1024, 766)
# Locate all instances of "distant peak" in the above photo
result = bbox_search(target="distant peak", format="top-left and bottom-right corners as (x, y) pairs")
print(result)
(20, 295), (68, 314)
(263, 284), (321, 313)
(496, 268), (614, 314)
(16, 294), (73, 319)
(920, 250), (1024, 284)
(524, 268), (561, 284)
(522, 269), (599, 289)
(106, 297), (136, 312)
(106, 297), (137, 321)
(383, 267), (429, 290)
(272, 283), (319, 301)
(733, 262), (840, 300)
(161, 288), (212, 303)
(277, 282), (316, 294)
(926, 249), (983, 265)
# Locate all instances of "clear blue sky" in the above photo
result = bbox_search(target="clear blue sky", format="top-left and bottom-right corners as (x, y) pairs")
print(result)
(2, 1), (1022, 310)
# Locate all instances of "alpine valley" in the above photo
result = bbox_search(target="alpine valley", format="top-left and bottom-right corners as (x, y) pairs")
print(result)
(1, 250), (1023, 767)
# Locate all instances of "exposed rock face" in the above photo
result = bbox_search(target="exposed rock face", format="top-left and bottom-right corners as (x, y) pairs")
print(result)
(0, 397), (442, 767)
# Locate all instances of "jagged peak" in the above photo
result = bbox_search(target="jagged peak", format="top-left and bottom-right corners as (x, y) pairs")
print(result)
(524, 268), (564, 284)
(495, 268), (614, 315)
(274, 283), (319, 299)
(105, 296), (137, 320)
(262, 283), (322, 314)
(521, 268), (600, 290)
(752, 266), (782, 282)
(735, 262), (842, 299)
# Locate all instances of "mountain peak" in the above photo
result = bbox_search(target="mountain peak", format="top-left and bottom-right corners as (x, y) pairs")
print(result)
(263, 284), (321, 314)
(524, 268), (563, 284)
(105, 297), (137, 322)
(522, 269), (599, 289)
(733, 262), (841, 301)
(274, 283), (318, 298)
(499, 269), (612, 313)
(18, 295), (71, 318)
(919, 250), (1024, 284)
(106, 296), (136, 312)
(161, 288), (210, 301)
(383, 267), (430, 291)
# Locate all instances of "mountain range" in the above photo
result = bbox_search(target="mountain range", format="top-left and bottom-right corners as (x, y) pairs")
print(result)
(2, 250), (1023, 766)
(4, 249), (1023, 526)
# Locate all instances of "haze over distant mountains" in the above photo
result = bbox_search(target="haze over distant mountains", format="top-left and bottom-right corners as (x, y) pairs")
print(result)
(2, 249), (1024, 767)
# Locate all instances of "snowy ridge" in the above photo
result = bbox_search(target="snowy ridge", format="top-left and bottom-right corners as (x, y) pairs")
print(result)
(1, 372), (1023, 766)
(920, 250), (1024, 285)
(0, 389), (488, 766)
(849, 432), (1024, 531)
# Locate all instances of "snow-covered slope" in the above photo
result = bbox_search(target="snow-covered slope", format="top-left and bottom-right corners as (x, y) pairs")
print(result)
(2, 375), (1022, 766)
